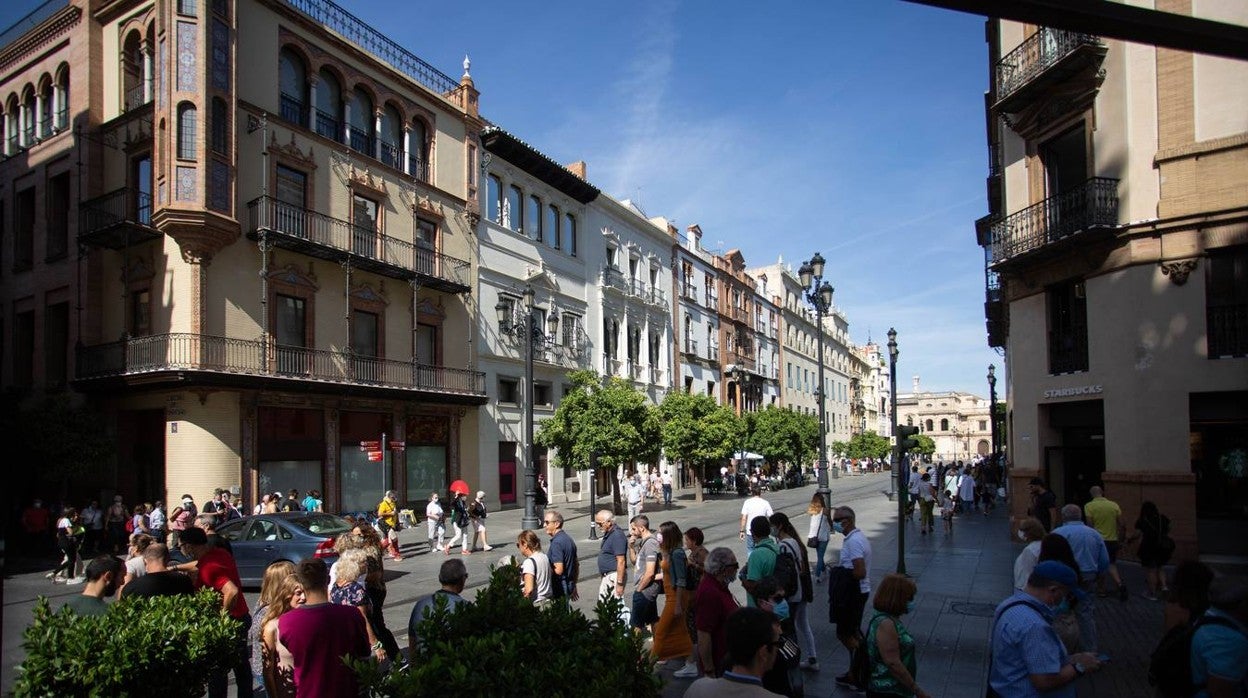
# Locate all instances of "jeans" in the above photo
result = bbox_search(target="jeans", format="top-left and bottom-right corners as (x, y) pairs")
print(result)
(208, 614), (253, 698)
(1076, 579), (1098, 651)
(662, 484), (672, 505)
(744, 534), (756, 556)
(814, 539), (828, 579)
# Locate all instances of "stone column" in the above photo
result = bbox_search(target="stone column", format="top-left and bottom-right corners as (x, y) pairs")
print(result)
(402, 124), (412, 176)
(306, 74), (318, 130)
(142, 41), (154, 104)
(373, 108), (382, 160)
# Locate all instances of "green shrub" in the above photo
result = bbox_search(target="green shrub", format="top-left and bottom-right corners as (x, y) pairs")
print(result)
(15, 591), (243, 697)
(354, 564), (662, 697)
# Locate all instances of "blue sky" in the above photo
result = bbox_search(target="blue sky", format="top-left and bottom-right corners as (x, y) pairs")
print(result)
(1, 0), (1000, 396)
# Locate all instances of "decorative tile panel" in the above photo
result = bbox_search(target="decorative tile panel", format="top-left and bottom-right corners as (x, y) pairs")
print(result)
(176, 166), (197, 201)
(177, 21), (198, 92)
(158, 39), (167, 108)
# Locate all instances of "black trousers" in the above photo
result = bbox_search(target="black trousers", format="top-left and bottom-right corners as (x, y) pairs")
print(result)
(208, 613), (253, 698)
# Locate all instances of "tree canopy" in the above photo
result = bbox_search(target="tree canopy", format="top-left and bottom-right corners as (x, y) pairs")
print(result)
(535, 370), (660, 473)
(744, 405), (819, 468)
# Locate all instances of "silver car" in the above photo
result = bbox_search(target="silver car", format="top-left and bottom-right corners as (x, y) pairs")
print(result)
(213, 512), (350, 586)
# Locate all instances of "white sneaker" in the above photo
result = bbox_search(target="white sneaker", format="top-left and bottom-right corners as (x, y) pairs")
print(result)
(66, 576), (85, 585)
(673, 663), (700, 678)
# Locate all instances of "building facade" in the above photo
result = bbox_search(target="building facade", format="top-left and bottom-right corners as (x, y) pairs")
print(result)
(976, 9), (1248, 556)
(672, 224), (721, 401)
(896, 377), (993, 463)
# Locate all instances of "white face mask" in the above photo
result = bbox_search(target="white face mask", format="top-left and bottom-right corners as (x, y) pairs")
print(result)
(1017, 529), (1027, 541)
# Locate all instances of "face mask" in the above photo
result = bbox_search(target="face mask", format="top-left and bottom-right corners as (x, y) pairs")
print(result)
(772, 599), (790, 621)
(832, 522), (844, 535)
(1017, 530), (1027, 541)
(1049, 594), (1070, 615)
(905, 600), (916, 614)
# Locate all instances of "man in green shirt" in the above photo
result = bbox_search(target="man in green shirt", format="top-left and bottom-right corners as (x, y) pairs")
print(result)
(61, 555), (124, 617)
(1083, 486), (1127, 601)
(741, 516), (777, 608)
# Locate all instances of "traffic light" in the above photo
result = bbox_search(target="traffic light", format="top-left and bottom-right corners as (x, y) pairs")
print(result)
(896, 425), (920, 454)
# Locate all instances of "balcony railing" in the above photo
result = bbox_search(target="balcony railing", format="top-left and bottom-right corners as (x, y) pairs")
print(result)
(995, 29), (1103, 109)
(705, 291), (717, 309)
(602, 356), (622, 377)
(681, 281), (697, 300)
(649, 367), (664, 385)
(79, 187), (160, 249)
(75, 332), (486, 397)
(683, 338), (698, 356)
(1048, 326), (1089, 374)
(408, 155), (429, 183)
(1208, 303), (1248, 358)
(313, 108), (339, 140)
(987, 178), (1118, 266)
(123, 82), (151, 112)
(732, 307), (750, 323)
(347, 127), (374, 156)
(708, 345), (720, 361)
(280, 93), (307, 127)
(730, 352), (755, 370)
(248, 196), (470, 291)
(379, 139), (402, 170)
(280, 0), (461, 98)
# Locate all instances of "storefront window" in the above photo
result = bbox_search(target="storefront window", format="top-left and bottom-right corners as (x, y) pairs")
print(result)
(406, 446), (447, 501)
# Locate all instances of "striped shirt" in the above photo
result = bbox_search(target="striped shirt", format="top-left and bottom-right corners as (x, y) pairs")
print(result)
(987, 591), (1073, 698)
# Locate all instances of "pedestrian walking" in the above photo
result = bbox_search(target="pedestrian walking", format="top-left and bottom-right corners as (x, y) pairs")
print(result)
(168, 496), (193, 550)
(543, 511), (579, 602)
(300, 490), (322, 513)
(329, 548), (387, 663)
(917, 472), (936, 536)
(957, 470), (977, 514)
(376, 490), (403, 562)
(445, 491), (471, 556)
(1027, 477), (1059, 532)
(179, 526), (253, 697)
(742, 516), (779, 608)
(691, 547), (742, 679)
(1037, 533), (1083, 653)
(626, 475), (645, 520)
(771, 512), (817, 673)
(46, 507), (81, 584)
(280, 489), (303, 513)
(661, 469), (674, 507)
(468, 491), (493, 552)
(828, 506), (872, 693)
(739, 487), (774, 555)
(105, 495), (128, 553)
(80, 500), (103, 555)
(260, 574), (305, 698)
(278, 558), (370, 697)
(338, 524), (399, 662)
(425, 492), (445, 552)
(1128, 500), (1174, 601)
(940, 490), (956, 535)
(1054, 504), (1109, 653)
(1083, 486), (1128, 600)
(594, 509), (628, 601)
(906, 466), (921, 521)
(651, 520), (693, 662)
(148, 501), (166, 545)
(674, 527), (709, 679)
(407, 559), (470, 651)
(628, 515), (661, 635)
(517, 530), (553, 606)
(123, 533), (154, 585)
(987, 560), (1102, 696)
(864, 573), (931, 698)
(1012, 517), (1046, 590)
(806, 493), (832, 584)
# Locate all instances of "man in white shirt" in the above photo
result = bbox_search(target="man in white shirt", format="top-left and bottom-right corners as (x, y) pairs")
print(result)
(660, 470), (674, 507)
(958, 470), (977, 514)
(830, 506), (873, 692)
(626, 476), (645, 520)
(738, 487), (773, 555)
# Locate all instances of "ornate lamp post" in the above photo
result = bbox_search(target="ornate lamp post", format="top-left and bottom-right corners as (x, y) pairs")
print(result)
(887, 328), (905, 575)
(988, 364), (999, 457)
(799, 252), (837, 496)
(495, 284), (559, 531)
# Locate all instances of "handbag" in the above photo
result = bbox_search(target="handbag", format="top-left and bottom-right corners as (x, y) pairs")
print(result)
(806, 536), (819, 549)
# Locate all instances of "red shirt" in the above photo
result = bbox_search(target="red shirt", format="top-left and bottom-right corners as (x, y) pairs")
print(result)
(278, 602), (370, 697)
(194, 547), (249, 619)
(693, 573), (739, 675)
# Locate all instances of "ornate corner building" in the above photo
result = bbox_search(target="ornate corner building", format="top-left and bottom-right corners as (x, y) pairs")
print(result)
(977, 8), (1248, 558)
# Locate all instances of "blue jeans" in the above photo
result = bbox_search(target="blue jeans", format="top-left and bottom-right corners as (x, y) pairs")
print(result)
(814, 539), (828, 579)
(1077, 579), (1098, 651)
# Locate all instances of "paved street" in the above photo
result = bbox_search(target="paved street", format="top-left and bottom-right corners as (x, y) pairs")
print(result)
(3, 473), (1160, 696)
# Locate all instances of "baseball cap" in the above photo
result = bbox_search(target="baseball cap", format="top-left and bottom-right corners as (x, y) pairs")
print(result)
(1032, 560), (1086, 598)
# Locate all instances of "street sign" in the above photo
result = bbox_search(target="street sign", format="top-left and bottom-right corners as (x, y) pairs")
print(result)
(367, 450), (383, 462)
(389, 441), (406, 450)
(360, 440), (380, 448)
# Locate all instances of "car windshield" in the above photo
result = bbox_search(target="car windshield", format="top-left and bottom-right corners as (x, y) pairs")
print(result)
(289, 514), (353, 536)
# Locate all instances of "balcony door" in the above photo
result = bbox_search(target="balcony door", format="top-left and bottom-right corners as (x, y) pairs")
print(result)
(132, 154), (152, 224)
(352, 309), (379, 382)
(275, 165), (307, 238)
(352, 194), (378, 259)
(1040, 125), (1087, 239)
(275, 294), (307, 375)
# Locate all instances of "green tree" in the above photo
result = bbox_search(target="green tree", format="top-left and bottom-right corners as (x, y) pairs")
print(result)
(912, 433), (936, 456)
(845, 431), (891, 461)
(536, 370), (660, 514)
(657, 392), (741, 503)
(744, 405), (819, 472)
(830, 440), (849, 459)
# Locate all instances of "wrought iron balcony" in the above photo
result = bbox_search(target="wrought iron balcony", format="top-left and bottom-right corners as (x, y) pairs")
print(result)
(708, 345), (720, 361)
(729, 352), (755, 371)
(681, 281), (697, 300)
(74, 332), (486, 401)
(280, 93), (308, 127)
(347, 127), (374, 156)
(731, 306), (750, 323)
(123, 82), (151, 112)
(79, 188), (160, 250)
(985, 178), (1119, 269)
(247, 196), (470, 292)
(313, 108), (339, 140)
(994, 29), (1105, 113)
(683, 338), (698, 357)
(408, 155), (429, 183)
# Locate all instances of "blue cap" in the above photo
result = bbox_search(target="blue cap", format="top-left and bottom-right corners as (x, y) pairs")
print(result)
(1033, 561), (1087, 598)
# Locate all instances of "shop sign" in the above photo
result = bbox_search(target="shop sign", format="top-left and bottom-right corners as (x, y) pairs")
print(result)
(1042, 385), (1103, 400)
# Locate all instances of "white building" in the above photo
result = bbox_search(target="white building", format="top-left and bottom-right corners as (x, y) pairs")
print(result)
(673, 225), (722, 401)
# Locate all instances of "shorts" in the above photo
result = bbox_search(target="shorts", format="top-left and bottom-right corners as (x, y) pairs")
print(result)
(1106, 541), (1120, 563)
(630, 590), (659, 628)
(833, 590), (869, 637)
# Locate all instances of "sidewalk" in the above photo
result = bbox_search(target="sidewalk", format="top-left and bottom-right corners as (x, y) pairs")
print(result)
(1, 476), (1163, 696)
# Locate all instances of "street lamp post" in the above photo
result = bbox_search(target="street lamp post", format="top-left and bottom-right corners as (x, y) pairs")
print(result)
(888, 328), (906, 575)
(799, 252), (837, 497)
(495, 284), (558, 532)
(988, 364), (999, 458)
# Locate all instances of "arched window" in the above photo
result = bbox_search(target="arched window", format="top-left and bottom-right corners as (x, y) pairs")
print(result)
(55, 67), (69, 129)
(940, 418), (949, 431)
(545, 204), (560, 248)
(562, 211), (575, 253)
(278, 48), (307, 126)
(122, 31), (144, 111)
(37, 77), (53, 137)
(21, 86), (35, 145)
(210, 97), (228, 155)
(314, 69), (341, 140)
(925, 419), (934, 432)
(409, 119), (429, 179)
(347, 87), (373, 155)
(379, 103), (402, 169)
(177, 102), (196, 159)
(486, 174), (502, 224)
(5, 97), (18, 152)
(505, 185), (522, 233)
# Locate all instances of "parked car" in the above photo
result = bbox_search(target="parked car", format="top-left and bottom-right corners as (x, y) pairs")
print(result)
(209, 513), (350, 586)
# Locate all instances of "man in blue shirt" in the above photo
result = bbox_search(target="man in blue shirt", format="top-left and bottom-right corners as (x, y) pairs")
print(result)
(595, 509), (628, 601)
(988, 561), (1103, 698)
(1190, 576), (1248, 698)
(543, 511), (578, 602)
(1054, 504), (1109, 652)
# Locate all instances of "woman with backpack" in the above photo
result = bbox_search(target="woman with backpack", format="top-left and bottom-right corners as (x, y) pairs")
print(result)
(771, 511), (818, 673)
(864, 573), (931, 698)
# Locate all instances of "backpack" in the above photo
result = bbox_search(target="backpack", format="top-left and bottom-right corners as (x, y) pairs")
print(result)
(1149, 613), (1246, 697)
(773, 539), (801, 603)
(125, 517), (135, 534)
(847, 627), (872, 689)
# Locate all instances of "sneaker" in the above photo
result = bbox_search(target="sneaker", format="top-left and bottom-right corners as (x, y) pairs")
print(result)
(66, 576), (85, 585)
(1141, 591), (1158, 601)
(483, 545), (494, 552)
(672, 663), (700, 678)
